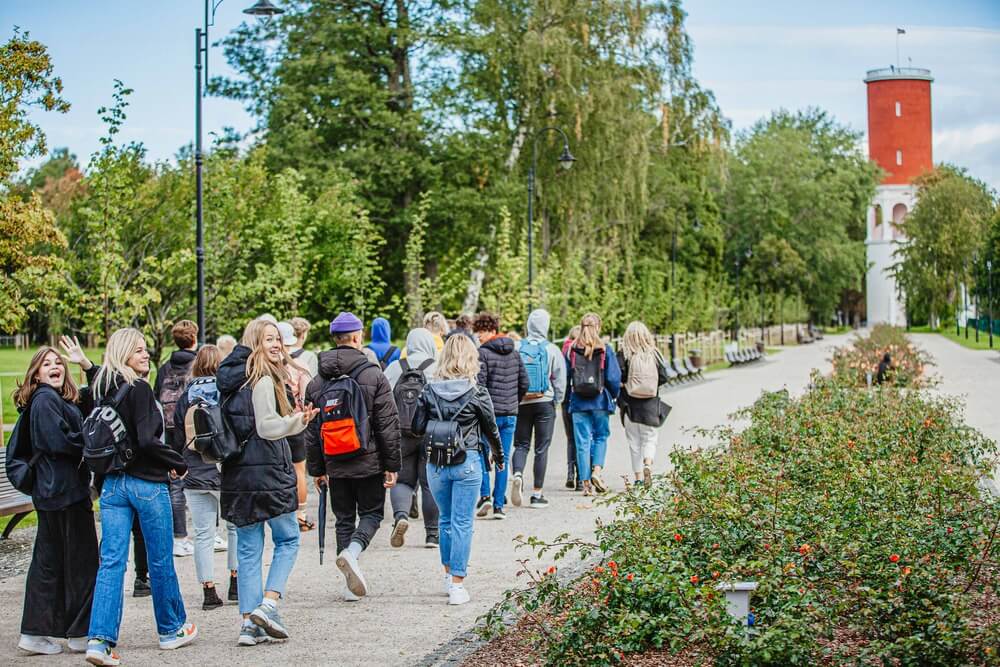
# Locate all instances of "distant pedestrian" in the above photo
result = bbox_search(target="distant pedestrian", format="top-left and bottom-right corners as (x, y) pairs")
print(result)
(305, 312), (401, 602)
(216, 335), (237, 359)
(411, 334), (504, 605)
(510, 309), (566, 509)
(13, 347), (98, 657)
(565, 314), (621, 496)
(446, 314), (476, 343)
(424, 311), (448, 351)
(366, 317), (401, 370)
(561, 326), (580, 490)
(288, 317), (319, 377)
(876, 353), (892, 385)
(473, 312), (528, 519)
(617, 321), (670, 488)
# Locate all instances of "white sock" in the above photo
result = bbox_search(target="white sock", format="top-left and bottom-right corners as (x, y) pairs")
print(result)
(532, 492), (542, 499)
(260, 597), (277, 610)
(347, 540), (364, 559)
(450, 582), (464, 589)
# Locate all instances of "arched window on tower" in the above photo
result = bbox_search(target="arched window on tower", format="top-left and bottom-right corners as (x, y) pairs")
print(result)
(892, 203), (907, 239)
(872, 204), (883, 240)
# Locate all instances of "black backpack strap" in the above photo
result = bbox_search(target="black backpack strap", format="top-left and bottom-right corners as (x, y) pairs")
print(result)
(399, 358), (410, 374)
(348, 361), (378, 382)
(428, 388), (476, 422)
(379, 346), (397, 365)
(416, 358), (434, 372)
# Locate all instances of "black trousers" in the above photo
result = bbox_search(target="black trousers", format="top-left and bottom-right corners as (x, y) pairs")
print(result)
(330, 474), (385, 553)
(133, 516), (148, 579)
(21, 499), (99, 638)
(513, 401), (556, 490)
(562, 401), (576, 480)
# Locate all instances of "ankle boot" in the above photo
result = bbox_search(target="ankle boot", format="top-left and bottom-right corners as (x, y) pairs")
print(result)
(203, 585), (224, 610)
(228, 574), (239, 601)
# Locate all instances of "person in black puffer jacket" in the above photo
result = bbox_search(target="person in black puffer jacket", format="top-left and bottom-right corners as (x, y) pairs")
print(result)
(305, 311), (401, 602)
(472, 312), (527, 519)
(171, 345), (239, 611)
(12, 346), (98, 656)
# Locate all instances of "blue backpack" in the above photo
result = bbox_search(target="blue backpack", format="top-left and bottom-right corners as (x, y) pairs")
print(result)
(519, 339), (550, 396)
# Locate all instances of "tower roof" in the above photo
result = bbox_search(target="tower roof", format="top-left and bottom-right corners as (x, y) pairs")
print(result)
(864, 67), (933, 83)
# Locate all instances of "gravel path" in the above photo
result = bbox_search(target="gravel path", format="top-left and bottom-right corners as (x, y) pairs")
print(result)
(3, 332), (945, 666)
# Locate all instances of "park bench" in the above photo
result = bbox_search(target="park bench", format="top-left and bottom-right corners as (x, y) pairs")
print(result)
(661, 361), (680, 384)
(0, 467), (33, 539)
(683, 357), (704, 379)
(671, 358), (691, 381)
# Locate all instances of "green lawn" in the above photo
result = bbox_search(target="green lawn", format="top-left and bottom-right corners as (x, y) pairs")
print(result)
(909, 325), (999, 352)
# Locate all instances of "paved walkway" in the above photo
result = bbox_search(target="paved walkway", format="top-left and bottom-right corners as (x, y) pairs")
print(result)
(7, 332), (996, 665)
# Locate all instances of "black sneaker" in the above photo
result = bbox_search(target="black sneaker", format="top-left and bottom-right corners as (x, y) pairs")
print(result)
(228, 574), (239, 602)
(133, 577), (151, 598)
(575, 481), (584, 492)
(425, 534), (439, 549)
(475, 496), (491, 518)
(529, 495), (549, 508)
(203, 585), (224, 610)
(565, 477), (576, 490)
(409, 494), (419, 520)
(493, 507), (507, 520)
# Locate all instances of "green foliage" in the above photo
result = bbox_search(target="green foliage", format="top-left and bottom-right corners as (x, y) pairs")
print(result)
(479, 335), (999, 665)
(831, 324), (932, 389)
(480, 206), (529, 329)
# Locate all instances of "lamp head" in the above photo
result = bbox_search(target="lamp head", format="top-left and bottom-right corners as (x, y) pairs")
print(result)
(243, 0), (284, 18)
(558, 145), (576, 171)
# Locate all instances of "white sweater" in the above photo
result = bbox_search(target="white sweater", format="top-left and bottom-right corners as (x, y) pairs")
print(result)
(252, 376), (308, 441)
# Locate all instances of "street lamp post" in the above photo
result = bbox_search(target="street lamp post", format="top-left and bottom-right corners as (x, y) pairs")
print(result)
(526, 127), (575, 312)
(194, 0), (283, 344)
(964, 260), (970, 339)
(989, 259), (994, 349)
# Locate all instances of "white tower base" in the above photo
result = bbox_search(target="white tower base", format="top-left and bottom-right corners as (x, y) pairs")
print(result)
(865, 184), (915, 327)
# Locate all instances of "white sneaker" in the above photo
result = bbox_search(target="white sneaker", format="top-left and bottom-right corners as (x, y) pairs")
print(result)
(214, 535), (228, 552)
(335, 549), (368, 597)
(67, 636), (89, 653)
(343, 587), (361, 602)
(18, 634), (62, 655)
(443, 573), (452, 596)
(448, 583), (471, 605)
(173, 539), (194, 557)
(511, 473), (523, 506)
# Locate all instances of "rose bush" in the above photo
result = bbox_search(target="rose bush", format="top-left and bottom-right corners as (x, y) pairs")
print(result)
(831, 324), (932, 388)
(478, 342), (998, 665)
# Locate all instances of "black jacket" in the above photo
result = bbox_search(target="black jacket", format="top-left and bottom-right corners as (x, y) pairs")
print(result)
(616, 351), (669, 427)
(305, 346), (402, 480)
(154, 349), (196, 426)
(24, 385), (91, 511)
(411, 380), (504, 467)
(91, 375), (187, 483)
(171, 378), (221, 492)
(218, 345), (298, 527)
(476, 336), (528, 416)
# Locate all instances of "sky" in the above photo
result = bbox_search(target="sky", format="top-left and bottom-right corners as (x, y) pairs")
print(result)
(5, 0), (1000, 190)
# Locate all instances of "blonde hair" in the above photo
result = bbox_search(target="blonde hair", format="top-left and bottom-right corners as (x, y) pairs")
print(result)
(241, 319), (264, 346)
(435, 334), (480, 383)
(192, 344), (222, 378)
(573, 313), (603, 359)
(13, 347), (79, 408)
(290, 317), (311, 339)
(216, 334), (237, 357)
(423, 311), (448, 337)
(621, 321), (656, 361)
(94, 328), (145, 400)
(246, 322), (294, 416)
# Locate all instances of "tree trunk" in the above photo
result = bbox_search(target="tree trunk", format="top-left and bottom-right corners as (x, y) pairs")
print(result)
(462, 246), (490, 315)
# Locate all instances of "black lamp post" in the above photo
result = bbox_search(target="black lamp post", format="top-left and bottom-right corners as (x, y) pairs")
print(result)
(989, 259), (994, 349)
(195, 0), (283, 344)
(964, 259), (970, 339)
(526, 127), (574, 312)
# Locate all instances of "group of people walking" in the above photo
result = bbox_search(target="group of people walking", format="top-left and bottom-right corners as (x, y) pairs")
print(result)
(9, 308), (672, 663)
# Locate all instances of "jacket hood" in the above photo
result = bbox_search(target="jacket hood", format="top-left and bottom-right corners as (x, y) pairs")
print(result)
(526, 309), (550, 341)
(169, 348), (197, 366)
(217, 345), (250, 394)
(427, 378), (475, 401)
(405, 328), (438, 368)
(318, 346), (371, 379)
(481, 335), (515, 355)
(370, 318), (392, 345)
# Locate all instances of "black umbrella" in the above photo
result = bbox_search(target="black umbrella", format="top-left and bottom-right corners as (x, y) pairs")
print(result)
(317, 479), (328, 565)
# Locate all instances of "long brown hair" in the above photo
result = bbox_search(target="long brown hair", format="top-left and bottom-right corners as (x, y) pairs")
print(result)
(246, 321), (294, 416)
(574, 313), (603, 359)
(13, 347), (80, 408)
(192, 345), (222, 378)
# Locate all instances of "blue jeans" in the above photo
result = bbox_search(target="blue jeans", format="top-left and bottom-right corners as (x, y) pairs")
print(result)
(480, 415), (516, 509)
(89, 474), (186, 644)
(184, 490), (238, 584)
(572, 411), (611, 482)
(236, 511), (300, 615)
(428, 450), (483, 578)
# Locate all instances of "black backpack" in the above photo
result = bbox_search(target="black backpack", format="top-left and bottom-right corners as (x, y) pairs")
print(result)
(82, 382), (135, 475)
(377, 345), (398, 370)
(158, 360), (192, 431)
(423, 387), (476, 467)
(570, 347), (606, 399)
(184, 377), (247, 464)
(393, 358), (433, 438)
(314, 363), (375, 461)
(5, 399), (41, 495)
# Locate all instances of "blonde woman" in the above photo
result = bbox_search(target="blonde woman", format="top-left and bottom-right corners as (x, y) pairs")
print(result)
(217, 320), (318, 646)
(85, 329), (196, 666)
(616, 321), (670, 488)
(288, 317), (319, 377)
(13, 347), (97, 656)
(564, 314), (622, 496)
(411, 335), (504, 605)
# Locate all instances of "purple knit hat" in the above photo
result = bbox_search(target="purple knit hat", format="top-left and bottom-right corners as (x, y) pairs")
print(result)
(329, 311), (363, 335)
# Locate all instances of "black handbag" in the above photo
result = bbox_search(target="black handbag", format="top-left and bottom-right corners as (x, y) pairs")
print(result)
(655, 399), (672, 427)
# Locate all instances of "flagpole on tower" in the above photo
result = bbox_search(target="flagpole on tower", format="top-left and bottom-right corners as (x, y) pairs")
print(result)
(896, 27), (906, 68)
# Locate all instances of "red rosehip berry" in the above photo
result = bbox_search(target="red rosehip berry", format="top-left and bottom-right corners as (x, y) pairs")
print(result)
(690, 575), (699, 584)
(947, 526), (953, 534)
(547, 566), (557, 575)
(626, 573), (635, 582)
(674, 533), (682, 542)
(889, 554), (900, 563)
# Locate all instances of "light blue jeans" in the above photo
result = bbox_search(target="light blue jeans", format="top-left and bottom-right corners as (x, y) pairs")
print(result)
(572, 411), (611, 482)
(235, 511), (300, 615)
(479, 415), (517, 509)
(427, 450), (483, 578)
(184, 490), (238, 584)
(90, 474), (186, 644)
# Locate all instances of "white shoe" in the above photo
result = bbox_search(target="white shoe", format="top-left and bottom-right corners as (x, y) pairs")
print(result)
(343, 587), (361, 602)
(335, 549), (368, 597)
(67, 637), (89, 653)
(448, 583), (471, 605)
(443, 573), (452, 596)
(18, 634), (62, 655)
(511, 473), (523, 506)
(214, 535), (228, 552)
(173, 539), (194, 557)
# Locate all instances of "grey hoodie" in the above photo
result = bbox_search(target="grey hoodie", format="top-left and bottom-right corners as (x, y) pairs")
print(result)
(518, 309), (567, 405)
(385, 327), (439, 389)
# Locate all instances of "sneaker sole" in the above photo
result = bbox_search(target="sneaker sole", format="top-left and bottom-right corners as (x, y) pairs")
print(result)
(592, 477), (607, 494)
(511, 477), (523, 506)
(335, 555), (368, 597)
(493, 513), (507, 520)
(425, 541), (438, 549)
(249, 609), (289, 640)
(448, 594), (471, 605)
(527, 502), (549, 509)
(475, 503), (490, 518)
(86, 652), (120, 666)
(390, 519), (409, 548)
(238, 633), (270, 647)
(159, 625), (198, 650)
(18, 643), (62, 656)
(202, 601), (224, 611)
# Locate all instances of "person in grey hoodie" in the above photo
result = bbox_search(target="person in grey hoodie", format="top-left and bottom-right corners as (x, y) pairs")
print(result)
(511, 309), (567, 508)
(383, 328), (440, 548)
